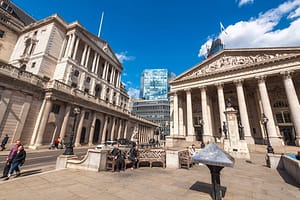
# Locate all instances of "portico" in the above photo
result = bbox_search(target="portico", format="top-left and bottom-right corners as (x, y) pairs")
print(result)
(168, 47), (300, 147)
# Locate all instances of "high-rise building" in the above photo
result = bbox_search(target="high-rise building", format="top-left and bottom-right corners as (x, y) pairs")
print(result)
(132, 69), (175, 140)
(140, 69), (175, 100)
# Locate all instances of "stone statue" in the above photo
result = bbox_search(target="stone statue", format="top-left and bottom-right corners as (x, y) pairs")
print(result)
(238, 121), (245, 140)
(222, 121), (228, 139)
(226, 97), (232, 108)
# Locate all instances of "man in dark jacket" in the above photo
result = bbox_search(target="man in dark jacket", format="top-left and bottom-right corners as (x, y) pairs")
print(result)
(111, 142), (124, 172)
(6, 145), (26, 179)
(1, 134), (9, 151)
(1, 139), (21, 178)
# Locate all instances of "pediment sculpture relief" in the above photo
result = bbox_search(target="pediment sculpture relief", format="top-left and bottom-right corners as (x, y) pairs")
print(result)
(184, 53), (290, 79)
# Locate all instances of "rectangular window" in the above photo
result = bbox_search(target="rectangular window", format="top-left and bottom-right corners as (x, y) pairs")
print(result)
(0, 30), (4, 38)
(275, 113), (284, 123)
(51, 104), (60, 114)
(84, 112), (89, 120)
(31, 62), (36, 68)
(71, 82), (77, 88)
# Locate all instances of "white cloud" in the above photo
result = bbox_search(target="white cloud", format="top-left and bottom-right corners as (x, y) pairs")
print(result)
(199, 0), (300, 57)
(127, 87), (140, 98)
(116, 51), (135, 63)
(237, 0), (254, 7)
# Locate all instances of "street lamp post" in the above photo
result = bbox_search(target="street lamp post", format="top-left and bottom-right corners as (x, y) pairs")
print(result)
(63, 107), (80, 155)
(261, 113), (274, 154)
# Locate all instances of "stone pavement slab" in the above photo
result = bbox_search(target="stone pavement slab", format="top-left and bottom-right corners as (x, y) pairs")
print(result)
(0, 152), (299, 200)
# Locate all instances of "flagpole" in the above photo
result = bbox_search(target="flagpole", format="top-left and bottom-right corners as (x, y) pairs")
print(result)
(98, 11), (104, 38)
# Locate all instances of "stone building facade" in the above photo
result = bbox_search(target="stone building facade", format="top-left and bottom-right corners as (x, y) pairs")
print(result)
(168, 47), (300, 147)
(0, 14), (156, 149)
(0, 0), (35, 63)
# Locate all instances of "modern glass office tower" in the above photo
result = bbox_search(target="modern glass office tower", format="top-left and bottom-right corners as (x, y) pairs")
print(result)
(132, 69), (175, 141)
(140, 69), (176, 100)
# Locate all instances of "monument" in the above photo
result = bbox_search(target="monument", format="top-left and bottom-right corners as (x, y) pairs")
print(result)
(223, 99), (250, 159)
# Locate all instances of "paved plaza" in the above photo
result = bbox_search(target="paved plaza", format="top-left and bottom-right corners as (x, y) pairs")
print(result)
(0, 151), (299, 200)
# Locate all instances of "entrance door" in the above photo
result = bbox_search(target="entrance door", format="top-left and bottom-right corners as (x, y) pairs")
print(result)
(80, 127), (86, 144)
(194, 126), (203, 141)
(279, 126), (296, 146)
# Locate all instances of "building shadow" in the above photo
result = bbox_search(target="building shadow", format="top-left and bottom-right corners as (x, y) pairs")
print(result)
(190, 181), (227, 198)
(277, 168), (300, 188)
(20, 169), (43, 177)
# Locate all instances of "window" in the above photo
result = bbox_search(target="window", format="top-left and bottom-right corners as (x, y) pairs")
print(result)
(84, 112), (89, 120)
(31, 62), (36, 68)
(51, 104), (60, 114)
(84, 88), (89, 94)
(71, 82), (77, 88)
(0, 30), (4, 38)
(73, 70), (79, 77)
(86, 77), (91, 83)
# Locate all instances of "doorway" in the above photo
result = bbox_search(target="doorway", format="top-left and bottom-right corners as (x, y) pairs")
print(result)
(279, 126), (296, 146)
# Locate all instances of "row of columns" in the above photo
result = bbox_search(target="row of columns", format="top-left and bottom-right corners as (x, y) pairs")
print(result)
(28, 97), (154, 148)
(63, 33), (121, 88)
(171, 72), (300, 146)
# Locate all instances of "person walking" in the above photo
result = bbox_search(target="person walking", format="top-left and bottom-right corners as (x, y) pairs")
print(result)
(0, 134), (9, 151)
(6, 145), (26, 180)
(1, 139), (21, 178)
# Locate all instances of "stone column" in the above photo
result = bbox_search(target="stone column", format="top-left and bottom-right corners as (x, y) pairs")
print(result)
(235, 79), (254, 144)
(123, 120), (128, 139)
(32, 97), (53, 148)
(110, 117), (116, 141)
(67, 34), (76, 57)
(64, 35), (72, 58)
(282, 71), (300, 146)
(91, 53), (98, 73)
(101, 116), (108, 143)
(216, 83), (226, 138)
(185, 89), (195, 141)
(257, 76), (281, 145)
(59, 105), (71, 139)
(173, 92), (179, 135)
(102, 61), (108, 80)
(200, 86), (212, 142)
(84, 47), (91, 68)
(178, 95), (184, 136)
(117, 119), (123, 139)
(72, 37), (80, 60)
(74, 109), (85, 147)
(80, 44), (88, 66)
(88, 112), (97, 146)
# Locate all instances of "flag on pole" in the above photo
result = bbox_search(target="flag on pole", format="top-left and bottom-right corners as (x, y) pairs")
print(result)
(220, 22), (227, 34)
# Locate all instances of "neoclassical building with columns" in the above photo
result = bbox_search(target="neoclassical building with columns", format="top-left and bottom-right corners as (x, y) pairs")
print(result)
(0, 14), (156, 149)
(168, 47), (300, 147)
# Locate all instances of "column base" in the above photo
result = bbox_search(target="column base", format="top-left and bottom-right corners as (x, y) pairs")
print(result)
(202, 135), (214, 144)
(165, 136), (186, 148)
(295, 137), (300, 147)
(74, 143), (81, 147)
(269, 137), (284, 146)
(186, 135), (197, 142)
(28, 144), (40, 150)
(244, 136), (255, 144)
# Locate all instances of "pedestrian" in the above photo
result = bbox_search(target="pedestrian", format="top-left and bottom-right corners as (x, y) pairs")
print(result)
(111, 142), (124, 172)
(54, 137), (60, 149)
(128, 144), (139, 170)
(1, 134), (9, 151)
(6, 145), (26, 180)
(1, 139), (21, 178)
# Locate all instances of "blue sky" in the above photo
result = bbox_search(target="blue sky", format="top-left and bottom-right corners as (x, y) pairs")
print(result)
(12, 0), (300, 97)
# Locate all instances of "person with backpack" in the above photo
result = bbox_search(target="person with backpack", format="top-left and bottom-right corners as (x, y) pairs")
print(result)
(5, 145), (26, 180)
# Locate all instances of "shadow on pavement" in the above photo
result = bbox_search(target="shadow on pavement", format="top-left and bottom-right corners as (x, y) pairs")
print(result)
(20, 169), (43, 177)
(277, 168), (300, 188)
(190, 181), (227, 198)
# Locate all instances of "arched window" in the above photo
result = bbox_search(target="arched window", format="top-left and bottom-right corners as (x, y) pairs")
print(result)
(86, 77), (91, 83)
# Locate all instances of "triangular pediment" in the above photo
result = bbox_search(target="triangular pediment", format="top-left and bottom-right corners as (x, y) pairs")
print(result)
(172, 47), (300, 83)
